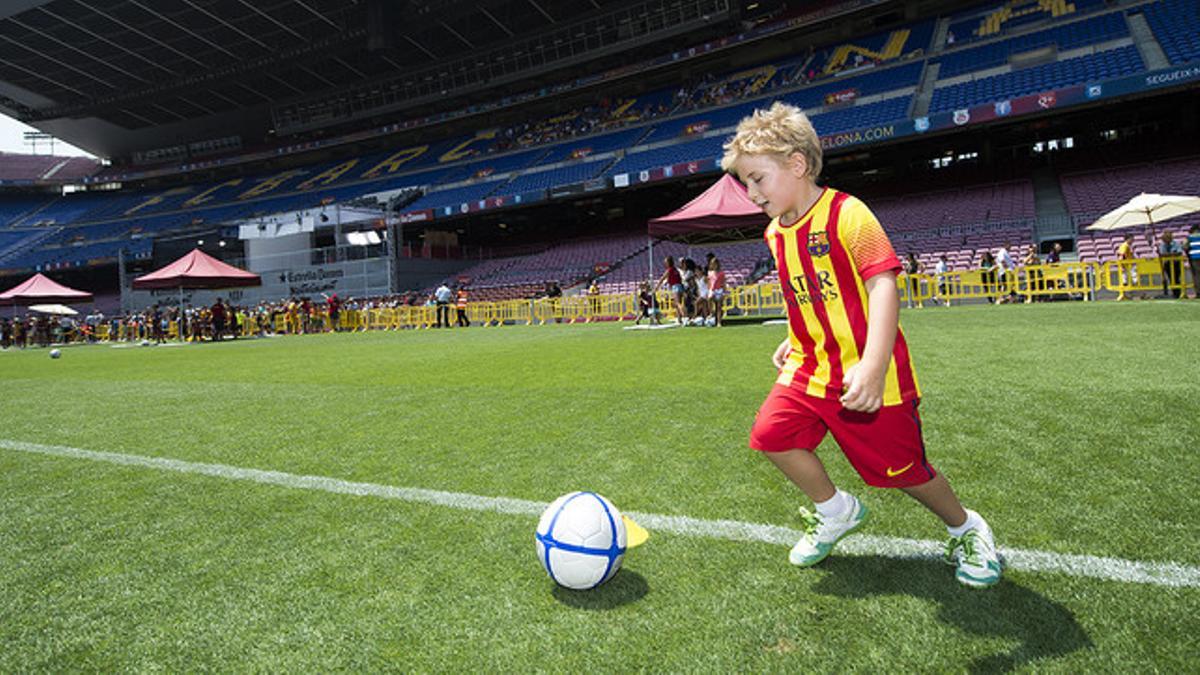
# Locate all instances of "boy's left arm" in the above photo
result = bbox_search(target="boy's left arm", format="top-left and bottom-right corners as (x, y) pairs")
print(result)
(840, 271), (899, 413)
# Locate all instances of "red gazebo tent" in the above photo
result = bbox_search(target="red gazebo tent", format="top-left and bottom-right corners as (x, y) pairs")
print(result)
(640, 174), (770, 283)
(0, 273), (93, 307)
(648, 173), (767, 240)
(132, 248), (261, 291)
(133, 248), (261, 312)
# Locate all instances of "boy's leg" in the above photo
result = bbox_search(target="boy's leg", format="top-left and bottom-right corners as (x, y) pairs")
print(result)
(903, 473), (1002, 588)
(751, 387), (870, 567)
(900, 473), (966, 527)
(827, 400), (1002, 588)
(763, 449), (836, 502)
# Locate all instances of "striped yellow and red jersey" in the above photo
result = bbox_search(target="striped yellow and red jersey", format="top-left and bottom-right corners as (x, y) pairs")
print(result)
(765, 187), (921, 405)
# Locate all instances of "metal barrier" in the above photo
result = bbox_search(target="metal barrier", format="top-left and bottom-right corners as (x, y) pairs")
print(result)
(23, 257), (1198, 349)
(1098, 256), (1189, 298)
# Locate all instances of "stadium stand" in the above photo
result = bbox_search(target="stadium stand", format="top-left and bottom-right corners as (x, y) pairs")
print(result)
(0, 153), (101, 183)
(929, 46), (1146, 114)
(1061, 155), (1200, 261)
(945, 0), (1109, 46)
(937, 10), (1130, 79)
(1, 0), (1195, 288)
(1141, 0), (1200, 65)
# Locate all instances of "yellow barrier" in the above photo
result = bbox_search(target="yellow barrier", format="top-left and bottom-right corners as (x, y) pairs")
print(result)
(1099, 256), (1189, 298)
(53, 257), (1198, 348)
(1009, 263), (1075, 301)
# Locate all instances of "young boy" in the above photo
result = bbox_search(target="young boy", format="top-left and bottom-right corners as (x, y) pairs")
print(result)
(722, 102), (1001, 588)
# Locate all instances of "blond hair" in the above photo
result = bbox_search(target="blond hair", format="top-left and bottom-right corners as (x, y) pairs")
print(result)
(720, 101), (822, 179)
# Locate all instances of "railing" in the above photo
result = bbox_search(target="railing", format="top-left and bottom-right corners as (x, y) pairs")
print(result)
(12, 256), (1193, 347)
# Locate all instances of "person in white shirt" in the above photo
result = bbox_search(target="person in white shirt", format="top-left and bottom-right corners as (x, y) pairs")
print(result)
(434, 283), (453, 327)
(934, 255), (950, 307)
(994, 243), (1016, 304)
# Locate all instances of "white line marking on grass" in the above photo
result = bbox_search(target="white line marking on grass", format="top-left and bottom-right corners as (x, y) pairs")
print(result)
(3, 438), (1198, 589)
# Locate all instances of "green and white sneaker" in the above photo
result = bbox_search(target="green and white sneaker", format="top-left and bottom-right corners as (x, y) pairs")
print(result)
(789, 497), (870, 567)
(944, 519), (1003, 588)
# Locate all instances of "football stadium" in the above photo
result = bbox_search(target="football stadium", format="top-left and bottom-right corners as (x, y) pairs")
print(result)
(1, 0), (1198, 670)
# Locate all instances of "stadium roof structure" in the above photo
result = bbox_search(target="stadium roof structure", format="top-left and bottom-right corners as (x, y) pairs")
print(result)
(0, 0), (727, 159)
(0, 272), (93, 306)
(648, 174), (768, 242)
(132, 248), (260, 290)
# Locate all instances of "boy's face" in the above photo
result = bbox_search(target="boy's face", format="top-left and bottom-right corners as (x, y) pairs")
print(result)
(733, 153), (808, 220)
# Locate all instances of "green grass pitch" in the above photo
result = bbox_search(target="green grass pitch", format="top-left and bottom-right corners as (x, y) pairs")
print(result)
(1, 301), (1198, 671)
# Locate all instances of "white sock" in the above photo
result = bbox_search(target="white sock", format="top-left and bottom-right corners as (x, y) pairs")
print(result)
(948, 509), (983, 537)
(815, 489), (854, 520)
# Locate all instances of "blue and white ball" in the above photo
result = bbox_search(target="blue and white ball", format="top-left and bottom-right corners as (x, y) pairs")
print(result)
(49, 348), (61, 359)
(535, 492), (627, 590)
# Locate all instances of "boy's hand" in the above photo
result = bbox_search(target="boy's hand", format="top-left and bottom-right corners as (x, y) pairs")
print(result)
(772, 338), (792, 370)
(840, 362), (885, 413)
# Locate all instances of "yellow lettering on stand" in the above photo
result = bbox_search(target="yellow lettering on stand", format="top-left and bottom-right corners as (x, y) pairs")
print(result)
(296, 160), (359, 191)
(238, 170), (307, 200)
(360, 146), (429, 179)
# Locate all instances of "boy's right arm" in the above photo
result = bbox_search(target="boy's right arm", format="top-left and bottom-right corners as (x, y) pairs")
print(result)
(772, 337), (791, 369)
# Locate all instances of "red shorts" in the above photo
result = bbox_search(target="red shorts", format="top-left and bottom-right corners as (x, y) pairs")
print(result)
(749, 384), (936, 488)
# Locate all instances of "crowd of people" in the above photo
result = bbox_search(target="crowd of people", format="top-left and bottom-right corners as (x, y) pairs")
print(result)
(652, 253), (729, 327)
(5, 227), (1196, 350)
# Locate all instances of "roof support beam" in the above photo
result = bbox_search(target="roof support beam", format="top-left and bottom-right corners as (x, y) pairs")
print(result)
(404, 35), (438, 60)
(478, 6), (514, 37)
(439, 20), (475, 49)
(526, 0), (556, 24)
(126, 0), (241, 61)
(0, 50), (89, 98)
(12, 15), (155, 85)
(181, 0), (273, 52)
(70, 0), (205, 71)
(0, 31), (119, 92)
(292, 0), (342, 30)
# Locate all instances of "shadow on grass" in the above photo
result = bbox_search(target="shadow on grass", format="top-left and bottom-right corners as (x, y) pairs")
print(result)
(812, 556), (1093, 673)
(551, 569), (648, 610)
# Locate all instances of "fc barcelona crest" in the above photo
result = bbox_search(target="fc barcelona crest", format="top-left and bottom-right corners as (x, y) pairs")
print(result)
(807, 230), (831, 257)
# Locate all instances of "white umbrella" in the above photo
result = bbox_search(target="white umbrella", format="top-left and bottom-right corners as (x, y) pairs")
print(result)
(29, 303), (78, 316)
(1087, 193), (1200, 234)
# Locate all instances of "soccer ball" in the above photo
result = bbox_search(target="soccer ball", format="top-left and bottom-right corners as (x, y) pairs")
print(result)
(140, 339), (151, 347)
(535, 491), (627, 590)
(49, 349), (61, 359)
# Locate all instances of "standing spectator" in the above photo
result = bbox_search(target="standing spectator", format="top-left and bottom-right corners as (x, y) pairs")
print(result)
(225, 300), (239, 339)
(636, 281), (660, 325)
(995, 243), (1016, 304)
(933, 255), (950, 307)
(902, 253), (922, 308)
(1022, 247), (1042, 303)
(1157, 231), (1184, 299)
(544, 281), (563, 323)
(654, 256), (685, 325)
(210, 298), (226, 340)
(708, 257), (728, 327)
(1045, 242), (1063, 264)
(150, 305), (166, 344)
(979, 251), (997, 303)
(326, 293), (341, 332)
(1188, 224), (1200, 299)
(455, 287), (470, 327)
(680, 258), (700, 324)
(693, 262), (711, 326)
(1116, 233), (1136, 301)
(587, 280), (601, 319)
(434, 283), (453, 328)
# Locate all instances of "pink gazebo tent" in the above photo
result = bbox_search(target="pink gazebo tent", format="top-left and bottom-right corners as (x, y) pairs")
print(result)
(642, 174), (769, 280)
(0, 273), (93, 307)
(648, 173), (767, 239)
(132, 248), (260, 290)
(133, 248), (260, 311)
